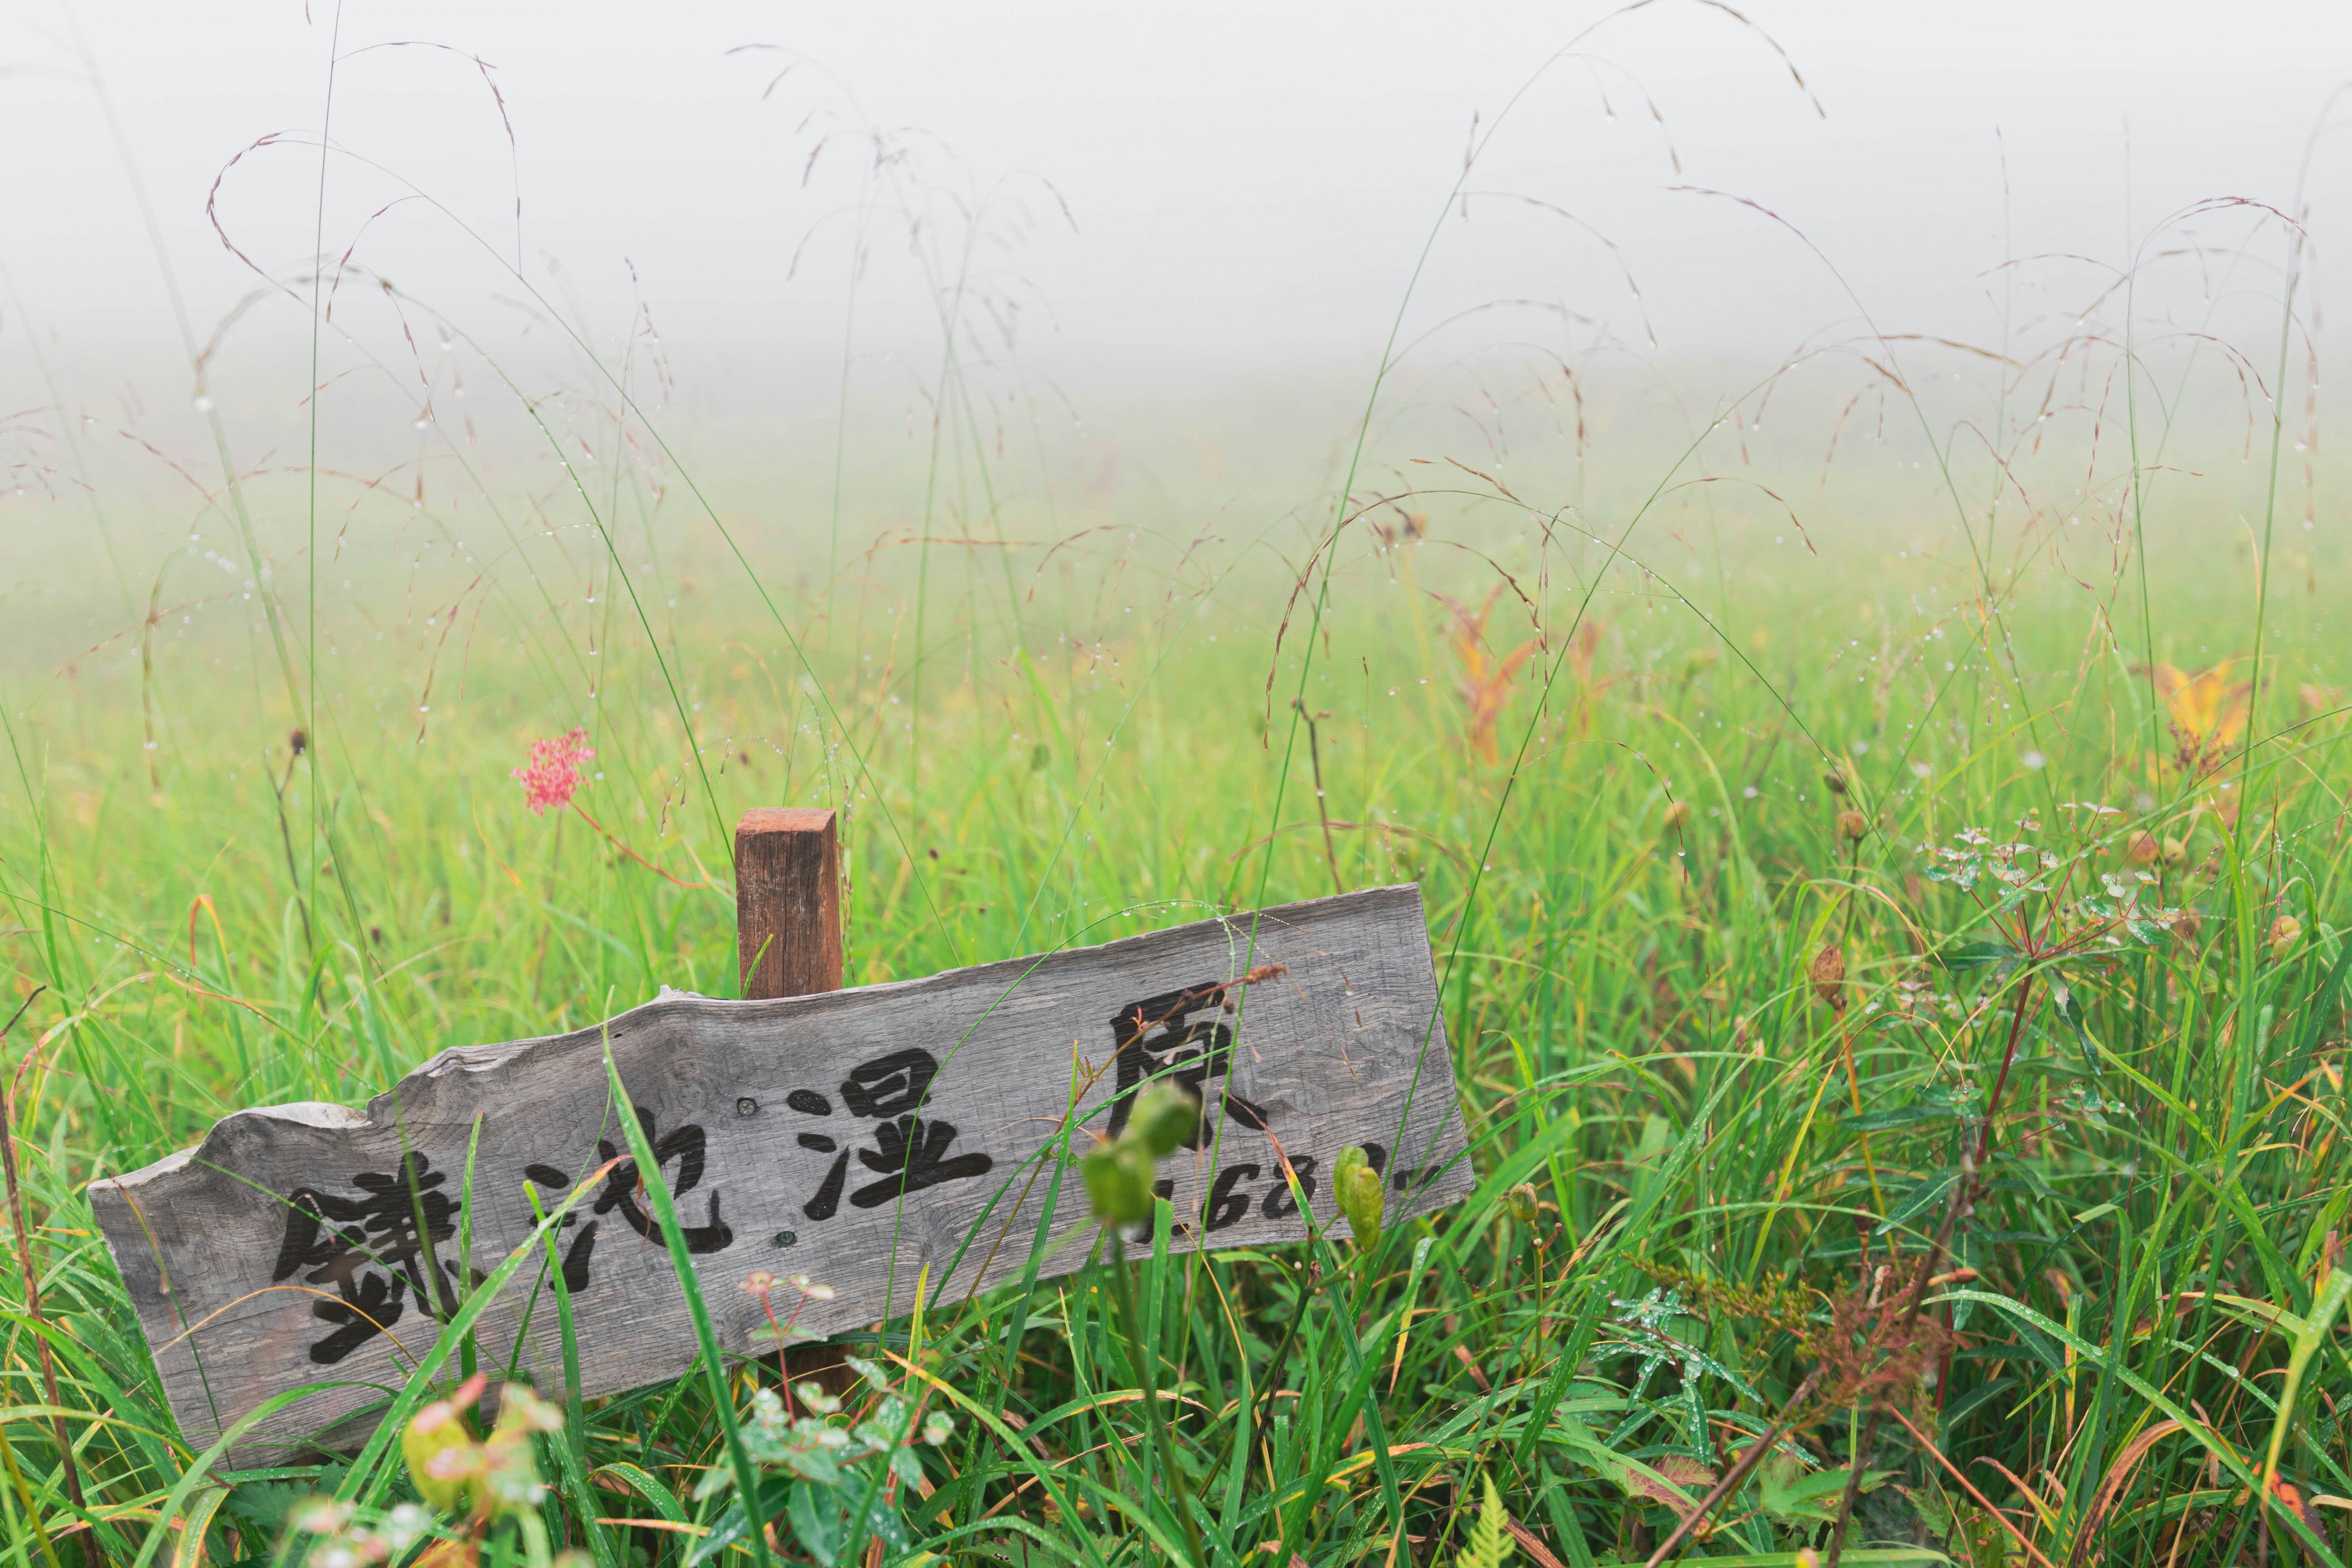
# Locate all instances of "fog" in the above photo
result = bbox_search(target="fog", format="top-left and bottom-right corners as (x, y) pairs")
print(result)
(7, 0), (2349, 392)
(4, 0), (2349, 667)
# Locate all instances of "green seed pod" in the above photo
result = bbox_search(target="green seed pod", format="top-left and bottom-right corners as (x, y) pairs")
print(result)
(1127, 1082), (1201, 1158)
(1506, 1182), (1540, 1227)
(402, 1396), (481, 1516)
(1083, 1137), (1159, 1226)
(480, 1423), (548, 1518)
(493, 1383), (565, 1436)
(1333, 1145), (1384, 1250)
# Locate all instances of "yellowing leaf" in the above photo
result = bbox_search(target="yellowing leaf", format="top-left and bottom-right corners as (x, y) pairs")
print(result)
(2148, 661), (2252, 772)
(1444, 590), (1542, 765)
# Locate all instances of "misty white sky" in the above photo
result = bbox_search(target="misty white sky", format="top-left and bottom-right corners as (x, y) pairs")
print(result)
(6, 0), (2351, 402)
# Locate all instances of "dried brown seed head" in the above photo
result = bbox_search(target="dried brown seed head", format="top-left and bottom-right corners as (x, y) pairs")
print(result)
(1809, 944), (1846, 1009)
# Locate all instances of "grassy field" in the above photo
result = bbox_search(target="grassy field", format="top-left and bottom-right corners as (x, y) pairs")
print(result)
(4, 89), (2351, 1568)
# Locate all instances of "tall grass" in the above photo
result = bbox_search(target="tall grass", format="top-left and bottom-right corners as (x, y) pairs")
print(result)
(3, 12), (2350, 1567)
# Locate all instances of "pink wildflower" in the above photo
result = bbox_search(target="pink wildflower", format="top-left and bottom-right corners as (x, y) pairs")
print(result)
(512, 728), (594, 815)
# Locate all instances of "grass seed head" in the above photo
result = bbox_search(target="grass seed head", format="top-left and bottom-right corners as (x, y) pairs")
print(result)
(1809, 943), (1845, 1009)
(2270, 914), (2302, 958)
(1836, 809), (1869, 843)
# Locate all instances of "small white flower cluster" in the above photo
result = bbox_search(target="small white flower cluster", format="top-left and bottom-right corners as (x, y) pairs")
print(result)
(287, 1499), (435, 1568)
(698, 1355), (959, 1510)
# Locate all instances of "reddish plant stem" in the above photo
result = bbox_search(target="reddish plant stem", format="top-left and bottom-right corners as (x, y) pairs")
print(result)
(1654, 968), (2043, 1567)
(1826, 967), (2038, 1568)
(570, 803), (710, 889)
(1642, 1370), (1823, 1567)
(1976, 966), (2042, 1168)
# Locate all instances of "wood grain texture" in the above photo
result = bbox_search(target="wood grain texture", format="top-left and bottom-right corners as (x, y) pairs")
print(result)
(735, 808), (843, 1000)
(89, 884), (1471, 1461)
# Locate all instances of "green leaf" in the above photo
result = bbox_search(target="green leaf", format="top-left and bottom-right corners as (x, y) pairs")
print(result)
(1757, 1452), (1891, 1524)
(778, 1473), (912, 1568)
(690, 1477), (795, 1567)
(1589, 1553), (1946, 1567)
(592, 1461), (686, 1526)
(790, 1479), (848, 1568)
(1556, 1424), (1709, 1518)
(1937, 940), (2018, 973)
(1841, 1102), (1967, 1133)
(1456, 1474), (1512, 1568)
(2263, 1268), (2352, 1491)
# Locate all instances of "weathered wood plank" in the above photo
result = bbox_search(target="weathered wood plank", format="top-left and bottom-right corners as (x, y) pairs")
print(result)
(90, 884), (1472, 1461)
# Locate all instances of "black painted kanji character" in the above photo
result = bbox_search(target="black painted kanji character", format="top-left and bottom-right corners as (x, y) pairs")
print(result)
(785, 1049), (994, 1221)
(839, 1049), (938, 1118)
(270, 1153), (477, 1366)
(521, 1164), (600, 1292)
(1106, 982), (1270, 1146)
(848, 1114), (995, 1208)
(786, 1087), (853, 1221)
(586, 1106), (733, 1254)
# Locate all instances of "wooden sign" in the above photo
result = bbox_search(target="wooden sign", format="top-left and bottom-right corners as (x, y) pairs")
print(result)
(90, 883), (1472, 1462)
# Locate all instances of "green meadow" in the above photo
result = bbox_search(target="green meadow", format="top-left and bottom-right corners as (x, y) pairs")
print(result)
(2, 81), (2349, 1568)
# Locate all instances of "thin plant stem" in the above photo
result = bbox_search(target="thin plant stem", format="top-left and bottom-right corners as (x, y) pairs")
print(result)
(1, 989), (101, 1568)
(1109, 1231), (1205, 1568)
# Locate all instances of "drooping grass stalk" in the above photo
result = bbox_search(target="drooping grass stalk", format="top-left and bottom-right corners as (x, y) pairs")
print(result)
(303, 0), (346, 1045)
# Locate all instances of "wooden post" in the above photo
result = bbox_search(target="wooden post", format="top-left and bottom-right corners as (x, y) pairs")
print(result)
(736, 808), (843, 1000)
(734, 807), (854, 1398)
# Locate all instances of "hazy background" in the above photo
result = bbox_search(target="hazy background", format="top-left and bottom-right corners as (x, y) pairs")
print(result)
(4, 0), (2348, 666)
(10, 2), (2350, 372)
